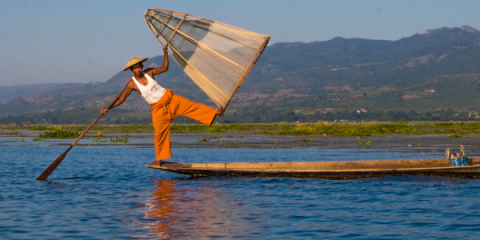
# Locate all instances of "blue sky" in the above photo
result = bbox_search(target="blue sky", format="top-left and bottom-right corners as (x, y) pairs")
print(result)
(1, 0), (480, 86)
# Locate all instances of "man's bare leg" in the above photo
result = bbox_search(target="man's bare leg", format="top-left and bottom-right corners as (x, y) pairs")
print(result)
(217, 106), (225, 117)
(210, 106), (225, 124)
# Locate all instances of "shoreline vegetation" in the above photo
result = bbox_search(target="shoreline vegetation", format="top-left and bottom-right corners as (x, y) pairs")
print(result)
(1, 121), (480, 138)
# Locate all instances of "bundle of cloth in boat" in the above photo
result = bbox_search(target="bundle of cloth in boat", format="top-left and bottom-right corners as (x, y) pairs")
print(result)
(445, 145), (473, 166)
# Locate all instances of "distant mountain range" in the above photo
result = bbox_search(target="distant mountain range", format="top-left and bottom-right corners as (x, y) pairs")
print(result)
(2, 25), (480, 122)
(0, 83), (84, 104)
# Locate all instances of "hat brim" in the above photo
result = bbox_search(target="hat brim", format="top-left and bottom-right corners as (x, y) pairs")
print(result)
(123, 58), (148, 71)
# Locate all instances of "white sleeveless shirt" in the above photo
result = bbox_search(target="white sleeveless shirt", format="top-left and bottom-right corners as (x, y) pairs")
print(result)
(132, 74), (166, 104)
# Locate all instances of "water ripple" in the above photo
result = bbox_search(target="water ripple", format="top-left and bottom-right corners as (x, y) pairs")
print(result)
(1, 141), (480, 239)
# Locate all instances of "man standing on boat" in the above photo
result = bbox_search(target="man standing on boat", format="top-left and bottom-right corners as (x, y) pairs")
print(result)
(101, 46), (224, 165)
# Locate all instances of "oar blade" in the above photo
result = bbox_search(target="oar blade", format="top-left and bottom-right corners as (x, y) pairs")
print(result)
(36, 152), (67, 181)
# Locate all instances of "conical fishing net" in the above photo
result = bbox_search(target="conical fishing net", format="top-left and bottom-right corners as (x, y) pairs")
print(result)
(144, 9), (270, 108)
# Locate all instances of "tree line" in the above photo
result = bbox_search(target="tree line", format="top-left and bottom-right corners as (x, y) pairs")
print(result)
(0, 107), (476, 125)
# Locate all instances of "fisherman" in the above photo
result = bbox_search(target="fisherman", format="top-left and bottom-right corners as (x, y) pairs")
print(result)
(101, 45), (224, 165)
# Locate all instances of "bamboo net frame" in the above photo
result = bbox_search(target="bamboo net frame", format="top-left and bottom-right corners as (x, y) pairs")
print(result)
(144, 9), (270, 109)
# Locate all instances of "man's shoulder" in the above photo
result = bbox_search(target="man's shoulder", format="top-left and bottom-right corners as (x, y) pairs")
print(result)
(143, 70), (156, 79)
(126, 78), (137, 88)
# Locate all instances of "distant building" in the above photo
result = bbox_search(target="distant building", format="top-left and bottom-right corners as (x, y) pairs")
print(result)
(356, 108), (369, 114)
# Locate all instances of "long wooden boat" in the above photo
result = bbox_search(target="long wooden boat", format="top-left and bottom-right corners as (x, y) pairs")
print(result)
(147, 157), (480, 180)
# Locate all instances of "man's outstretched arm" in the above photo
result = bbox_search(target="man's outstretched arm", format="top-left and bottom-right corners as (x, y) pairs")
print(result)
(101, 81), (136, 115)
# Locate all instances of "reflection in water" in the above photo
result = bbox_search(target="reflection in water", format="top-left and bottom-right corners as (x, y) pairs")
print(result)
(146, 180), (176, 238)
(144, 179), (250, 238)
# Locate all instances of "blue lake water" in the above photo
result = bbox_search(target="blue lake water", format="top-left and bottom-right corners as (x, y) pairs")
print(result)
(2, 136), (480, 239)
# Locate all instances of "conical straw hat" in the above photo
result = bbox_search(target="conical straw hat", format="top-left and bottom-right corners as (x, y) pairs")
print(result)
(123, 57), (148, 71)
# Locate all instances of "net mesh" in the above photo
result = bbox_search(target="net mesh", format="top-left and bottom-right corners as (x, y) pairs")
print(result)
(145, 9), (270, 108)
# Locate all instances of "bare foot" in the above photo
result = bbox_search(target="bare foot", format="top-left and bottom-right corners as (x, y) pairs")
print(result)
(217, 106), (224, 117)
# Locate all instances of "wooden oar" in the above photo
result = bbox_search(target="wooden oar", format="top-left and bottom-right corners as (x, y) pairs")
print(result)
(36, 92), (123, 181)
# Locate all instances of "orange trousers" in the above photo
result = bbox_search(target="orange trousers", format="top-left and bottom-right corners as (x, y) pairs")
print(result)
(150, 89), (217, 160)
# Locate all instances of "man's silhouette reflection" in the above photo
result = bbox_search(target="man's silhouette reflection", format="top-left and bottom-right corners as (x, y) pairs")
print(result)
(144, 179), (248, 238)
